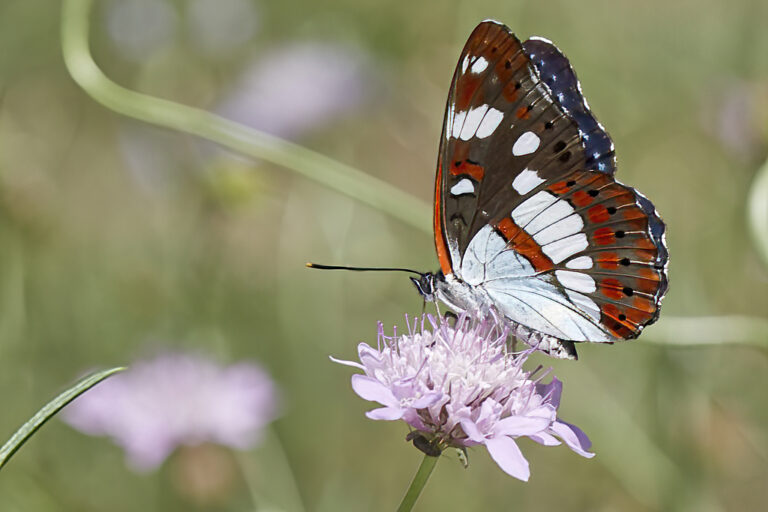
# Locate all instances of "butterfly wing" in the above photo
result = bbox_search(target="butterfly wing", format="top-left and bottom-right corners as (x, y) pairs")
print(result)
(434, 21), (668, 350)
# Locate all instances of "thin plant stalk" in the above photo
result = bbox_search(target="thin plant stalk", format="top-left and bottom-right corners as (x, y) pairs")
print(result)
(60, 0), (430, 233)
(0, 367), (124, 470)
(396, 454), (439, 512)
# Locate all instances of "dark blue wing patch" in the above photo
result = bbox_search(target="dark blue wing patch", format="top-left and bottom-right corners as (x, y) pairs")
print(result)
(523, 37), (616, 175)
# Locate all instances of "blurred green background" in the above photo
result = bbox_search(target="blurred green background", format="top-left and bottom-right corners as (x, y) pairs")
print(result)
(1, 0), (767, 510)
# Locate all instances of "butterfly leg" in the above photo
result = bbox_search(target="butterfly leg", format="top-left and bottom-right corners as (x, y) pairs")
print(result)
(443, 310), (458, 327)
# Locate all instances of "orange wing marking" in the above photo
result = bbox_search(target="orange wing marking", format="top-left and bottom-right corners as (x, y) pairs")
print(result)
(496, 218), (554, 272)
(433, 163), (453, 276)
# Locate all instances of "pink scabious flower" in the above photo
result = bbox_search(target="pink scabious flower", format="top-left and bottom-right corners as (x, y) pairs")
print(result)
(333, 314), (594, 481)
(63, 352), (279, 471)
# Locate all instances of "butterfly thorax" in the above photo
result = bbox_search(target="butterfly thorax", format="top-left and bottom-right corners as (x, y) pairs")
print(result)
(415, 271), (579, 360)
(434, 272), (491, 316)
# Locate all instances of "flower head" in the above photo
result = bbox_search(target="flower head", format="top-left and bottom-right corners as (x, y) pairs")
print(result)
(333, 314), (593, 481)
(63, 352), (279, 471)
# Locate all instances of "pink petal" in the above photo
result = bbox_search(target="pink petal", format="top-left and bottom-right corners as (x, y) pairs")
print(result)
(529, 432), (561, 446)
(402, 410), (428, 431)
(328, 355), (365, 370)
(459, 419), (485, 443)
(476, 398), (500, 424)
(358, 343), (382, 363)
(366, 406), (406, 421)
(485, 436), (530, 481)
(526, 405), (557, 421)
(493, 415), (551, 437)
(551, 420), (594, 458)
(351, 375), (397, 407)
(411, 392), (443, 409)
(537, 378), (563, 408)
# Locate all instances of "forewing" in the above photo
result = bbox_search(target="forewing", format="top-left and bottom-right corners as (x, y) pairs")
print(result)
(435, 21), (588, 274)
(435, 21), (668, 343)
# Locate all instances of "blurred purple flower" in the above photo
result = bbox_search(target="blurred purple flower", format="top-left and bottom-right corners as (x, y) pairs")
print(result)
(63, 352), (279, 471)
(105, 0), (178, 61)
(217, 42), (371, 139)
(702, 80), (768, 162)
(187, 0), (258, 56)
(333, 314), (593, 481)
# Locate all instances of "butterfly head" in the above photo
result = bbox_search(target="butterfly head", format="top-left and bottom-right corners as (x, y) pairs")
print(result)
(410, 272), (440, 301)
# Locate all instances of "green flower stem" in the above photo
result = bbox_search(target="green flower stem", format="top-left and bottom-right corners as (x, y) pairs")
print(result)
(60, 0), (431, 233)
(748, 153), (768, 270)
(396, 454), (439, 512)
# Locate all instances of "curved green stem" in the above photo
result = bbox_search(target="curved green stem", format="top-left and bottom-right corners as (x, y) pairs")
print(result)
(748, 153), (768, 270)
(396, 454), (439, 512)
(60, 0), (431, 233)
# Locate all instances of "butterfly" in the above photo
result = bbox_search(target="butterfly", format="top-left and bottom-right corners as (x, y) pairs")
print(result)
(409, 20), (669, 359)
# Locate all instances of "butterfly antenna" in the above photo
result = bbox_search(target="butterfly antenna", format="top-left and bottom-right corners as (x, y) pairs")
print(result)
(306, 262), (423, 276)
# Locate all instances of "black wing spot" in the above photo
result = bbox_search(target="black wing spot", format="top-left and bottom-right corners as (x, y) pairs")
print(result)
(618, 314), (627, 321)
(515, 82), (522, 90)
(588, 189), (599, 197)
(623, 287), (634, 296)
(544, 120), (554, 129)
(454, 161), (462, 167)
(607, 206), (617, 215)
(566, 180), (576, 187)
(558, 151), (571, 163)
(619, 257), (631, 266)
(553, 140), (566, 152)
(505, 60), (512, 69)
(615, 230), (626, 238)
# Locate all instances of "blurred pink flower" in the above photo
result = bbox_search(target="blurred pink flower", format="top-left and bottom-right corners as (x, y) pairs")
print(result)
(702, 80), (768, 162)
(105, 0), (178, 61)
(187, 0), (258, 56)
(63, 352), (279, 471)
(217, 42), (371, 138)
(333, 314), (593, 481)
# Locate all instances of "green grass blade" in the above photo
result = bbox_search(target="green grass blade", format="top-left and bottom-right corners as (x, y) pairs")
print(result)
(0, 367), (125, 470)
